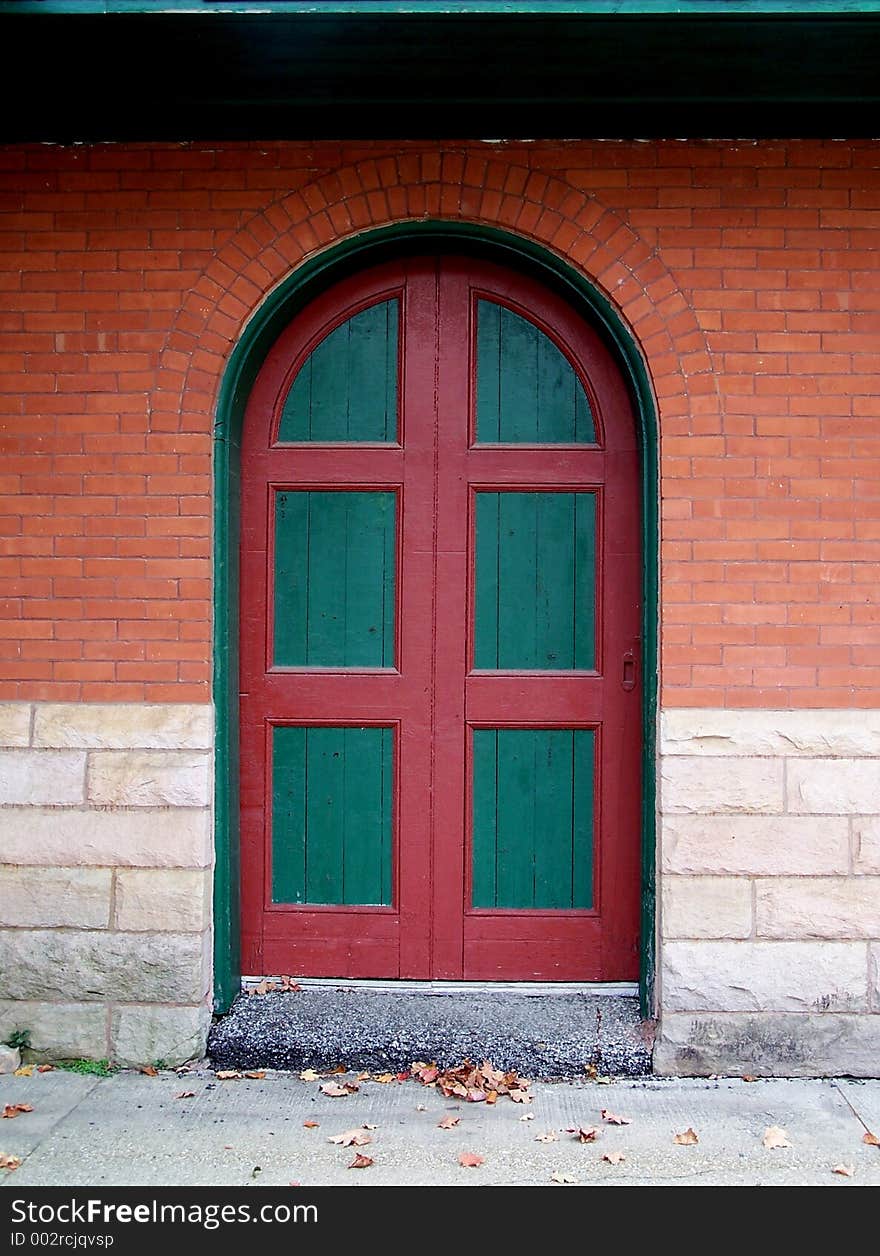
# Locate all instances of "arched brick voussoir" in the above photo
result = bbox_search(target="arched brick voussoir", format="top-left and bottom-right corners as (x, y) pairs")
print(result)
(160, 153), (718, 431)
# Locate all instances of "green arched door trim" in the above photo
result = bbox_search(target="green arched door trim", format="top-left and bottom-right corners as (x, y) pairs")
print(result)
(212, 222), (659, 1015)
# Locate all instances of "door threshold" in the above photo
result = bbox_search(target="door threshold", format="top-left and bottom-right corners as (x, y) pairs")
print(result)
(242, 976), (637, 998)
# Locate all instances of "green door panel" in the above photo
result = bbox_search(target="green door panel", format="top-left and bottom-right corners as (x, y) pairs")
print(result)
(272, 724), (393, 906)
(471, 728), (594, 910)
(476, 299), (595, 444)
(278, 299), (399, 443)
(274, 489), (396, 668)
(474, 491), (596, 670)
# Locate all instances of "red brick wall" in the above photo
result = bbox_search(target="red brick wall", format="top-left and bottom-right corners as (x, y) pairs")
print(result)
(0, 140), (877, 708)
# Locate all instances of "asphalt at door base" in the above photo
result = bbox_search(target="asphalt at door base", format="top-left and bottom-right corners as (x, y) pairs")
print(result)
(207, 987), (652, 1078)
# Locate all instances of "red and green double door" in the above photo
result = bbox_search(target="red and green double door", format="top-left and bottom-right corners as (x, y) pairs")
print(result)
(240, 255), (642, 982)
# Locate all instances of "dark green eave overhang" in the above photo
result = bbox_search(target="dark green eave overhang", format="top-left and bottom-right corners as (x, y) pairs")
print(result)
(3, 1), (880, 141)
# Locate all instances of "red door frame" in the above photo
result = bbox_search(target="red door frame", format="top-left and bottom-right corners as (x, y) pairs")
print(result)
(239, 255), (642, 981)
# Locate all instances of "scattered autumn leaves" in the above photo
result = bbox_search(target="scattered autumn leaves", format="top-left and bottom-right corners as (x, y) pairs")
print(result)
(411, 1059), (531, 1105)
(249, 976), (301, 996)
(1, 1103), (33, 1174)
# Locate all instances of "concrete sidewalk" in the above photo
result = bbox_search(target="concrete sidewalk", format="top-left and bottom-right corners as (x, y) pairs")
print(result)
(2, 1066), (879, 1187)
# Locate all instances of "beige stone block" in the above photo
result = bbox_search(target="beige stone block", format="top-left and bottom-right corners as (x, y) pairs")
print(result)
(0, 929), (211, 1004)
(0, 1001), (108, 1061)
(661, 940), (868, 1013)
(111, 1003), (211, 1068)
(661, 814), (849, 876)
(661, 756), (783, 815)
(654, 1011), (880, 1078)
(0, 867), (111, 929)
(34, 703), (212, 750)
(756, 877), (880, 939)
(662, 708), (880, 758)
(0, 1044), (20, 1073)
(0, 703), (31, 748)
(853, 818), (880, 875)
(787, 758), (880, 815)
(0, 807), (212, 868)
(662, 876), (752, 939)
(115, 868), (211, 933)
(87, 750), (211, 807)
(0, 750), (85, 805)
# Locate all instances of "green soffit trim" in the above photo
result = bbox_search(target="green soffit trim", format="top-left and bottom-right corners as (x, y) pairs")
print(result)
(4, 1), (880, 139)
(7, 3), (880, 16)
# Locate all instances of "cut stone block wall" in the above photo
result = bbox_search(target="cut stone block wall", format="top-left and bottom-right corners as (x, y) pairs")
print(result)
(655, 709), (880, 1077)
(0, 703), (213, 1067)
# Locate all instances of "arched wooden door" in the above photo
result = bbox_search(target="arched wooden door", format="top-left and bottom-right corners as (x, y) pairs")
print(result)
(240, 255), (642, 982)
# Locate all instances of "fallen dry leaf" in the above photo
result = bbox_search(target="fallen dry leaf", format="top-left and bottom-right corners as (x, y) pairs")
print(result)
(742, 1075), (758, 1083)
(244, 1071), (266, 1080)
(863, 1131), (880, 1147)
(13, 1066), (33, 1077)
(140, 1065), (159, 1077)
(762, 1125), (791, 1150)
(519, 1113), (535, 1122)
(832, 1164), (854, 1177)
(509, 1088), (532, 1104)
(319, 1081), (359, 1098)
(356, 1072), (371, 1082)
(0, 1154), (22, 1172)
(303, 1120), (319, 1129)
(673, 1127), (699, 1146)
(348, 1153), (374, 1169)
(603, 1151), (626, 1165)
(215, 1070), (242, 1081)
(569, 1126), (600, 1143)
(175, 1091), (196, 1100)
(458, 1152), (484, 1168)
(328, 1064), (348, 1075)
(328, 1129), (372, 1147)
(2, 1105), (33, 1120)
(584, 1063), (598, 1081)
(36, 1065), (54, 1074)
(374, 1073), (395, 1084)
(411, 1062), (439, 1085)
(535, 1131), (559, 1143)
(438, 1115), (460, 1130)
(550, 1171), (577, 1185)
(299, 1069), (321, 1082)
(601, 1109), (631, 1126)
